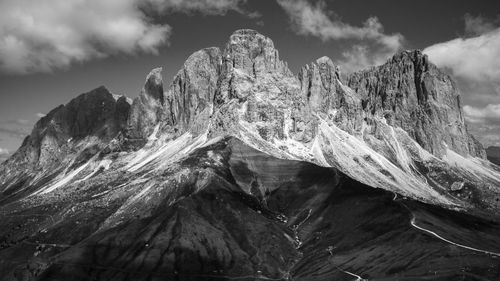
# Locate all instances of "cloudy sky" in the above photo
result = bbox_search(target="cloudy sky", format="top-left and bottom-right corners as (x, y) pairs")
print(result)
(0, 0), (499, 160)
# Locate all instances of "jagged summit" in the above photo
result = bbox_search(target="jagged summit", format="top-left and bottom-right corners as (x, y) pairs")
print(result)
(143, 67), (164, 102)
(347, 49), (484, 158)
(127, 67), (165, 139)
(223, 29), (291, 77)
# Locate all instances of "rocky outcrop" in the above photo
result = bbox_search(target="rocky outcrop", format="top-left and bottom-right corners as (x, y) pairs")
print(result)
(21, 86), (130, 166)
(297, 56), (363, 136)
(166, 47), (221, 133)
(221, 29), (291, 79)
(0, 86), (130, 196)
(213, 29), (300, 142)
(347, 50), (485, 158)
(127, 68), (164, 139)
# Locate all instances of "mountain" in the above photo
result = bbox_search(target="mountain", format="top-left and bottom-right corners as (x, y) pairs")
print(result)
(487, 146), (500, 166)
(1, 29), (500, 281)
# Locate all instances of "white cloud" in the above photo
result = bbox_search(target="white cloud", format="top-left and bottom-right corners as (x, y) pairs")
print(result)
(0, 148), (9, 155)
(148, 0), (259, 17)
(464, 104), (500, 125)
(36, 113), (46, 118)
(276, 0), (404, 72)
(336, 44), (396, 73)
(423, 25), (500, 83)
(0, 0), (171, 74)
(463, 104), (500, 147)
(0, 0), (255, 74)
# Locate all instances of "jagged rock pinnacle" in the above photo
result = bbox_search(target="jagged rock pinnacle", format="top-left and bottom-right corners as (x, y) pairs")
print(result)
(222, 29), (291, 78)
(128, 67), (165, 139)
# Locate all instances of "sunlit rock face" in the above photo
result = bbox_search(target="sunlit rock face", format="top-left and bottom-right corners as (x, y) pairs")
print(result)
(347, 50), (485, 159)
(166, 47), (221, 134)
(0, 29), (500, 281)
(128, 68), (164, 139)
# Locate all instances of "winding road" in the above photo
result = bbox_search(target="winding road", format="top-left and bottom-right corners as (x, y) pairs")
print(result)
(394, 193), (500, 257)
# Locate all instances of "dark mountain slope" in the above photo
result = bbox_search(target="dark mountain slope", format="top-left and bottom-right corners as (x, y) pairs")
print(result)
(1, 139), (499, 281)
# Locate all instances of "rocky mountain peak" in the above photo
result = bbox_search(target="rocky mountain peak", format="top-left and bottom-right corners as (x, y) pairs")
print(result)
(127, 67), (165, 139)
(0, 86), (130, 191)
(166, 47), (221, 132)
(222, 29), (291, 77)
(143, 67), (164, 104)
(347, 49), (485, 158)
(391, 50), (429, 66)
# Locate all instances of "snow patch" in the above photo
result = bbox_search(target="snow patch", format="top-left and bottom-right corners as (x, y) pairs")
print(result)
(33, 161), (91, 196)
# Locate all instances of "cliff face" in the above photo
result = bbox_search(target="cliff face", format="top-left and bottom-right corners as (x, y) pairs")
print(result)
(128, 68), (164, 139)
(166, 47), (221, 133)
(347, 50), (485, 158)
(297, 56), (364, 136)
(0, 86), (130, 196)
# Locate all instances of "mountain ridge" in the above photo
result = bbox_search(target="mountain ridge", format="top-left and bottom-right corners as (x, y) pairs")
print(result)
(0, 29), (495, 209)
(1, 29), (500, 281)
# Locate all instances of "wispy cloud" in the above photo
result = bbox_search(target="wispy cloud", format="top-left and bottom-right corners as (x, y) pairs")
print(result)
(276, 0), (404, 72)
(0, 127), (29, 139)
(147, 0), (260, 17)
(336, 44), (397, 74)
(0, 0), (255, 74)
(0, 118), (33, 139)
(464, 14), (499, 36)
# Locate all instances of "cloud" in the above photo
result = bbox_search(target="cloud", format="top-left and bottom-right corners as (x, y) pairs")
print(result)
(464, 104), (500, 125)
(0, 127), (28, 139)
(147, 0), (260, 17)
(36, 113), (46, 118)
(424, 19), (500, 84)
(0, 148), (9, 162)
(464, 14), (498, 36)
(336, 44), (396, 74)
(0, 0), (170, 74)
(276, 0), (404, 71)
(0, 0), (255, 74)
(462, 99), (500, 148)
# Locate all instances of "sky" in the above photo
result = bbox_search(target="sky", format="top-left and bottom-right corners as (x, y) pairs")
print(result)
(1, 0), (500, 160)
